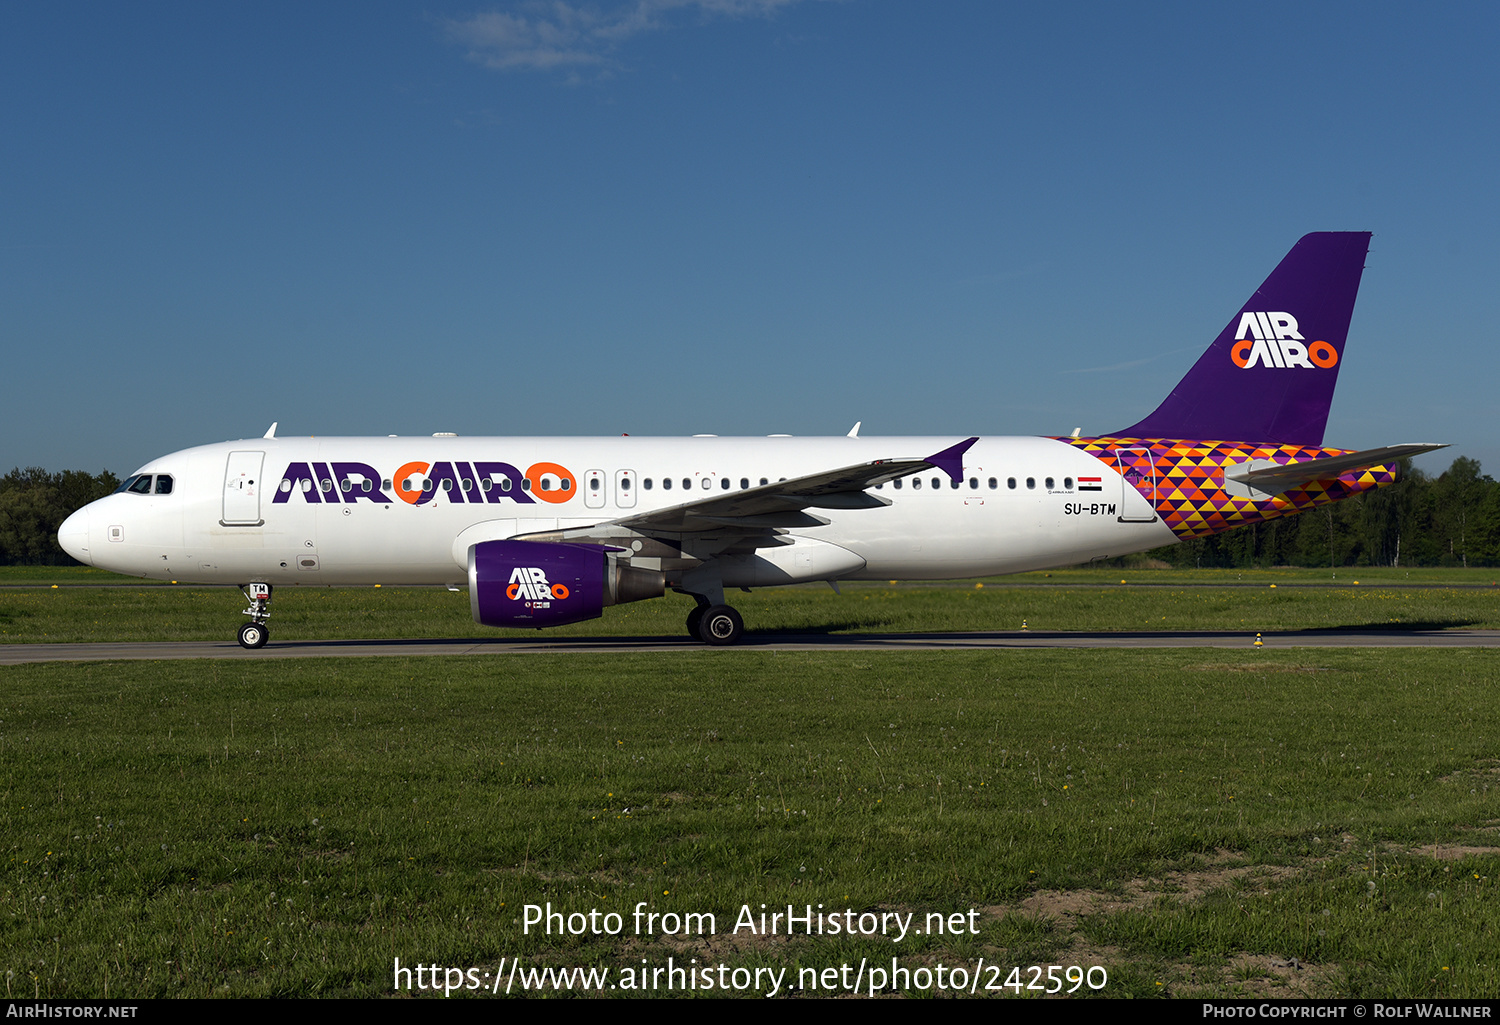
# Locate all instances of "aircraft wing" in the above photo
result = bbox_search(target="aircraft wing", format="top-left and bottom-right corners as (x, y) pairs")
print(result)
(609, 436), (979, 534)
(509, 437), (978, 553)
(1224, 443), (1448, 491)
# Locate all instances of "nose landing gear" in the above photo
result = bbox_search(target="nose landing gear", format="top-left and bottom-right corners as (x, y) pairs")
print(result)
(238, 583), (272, 649)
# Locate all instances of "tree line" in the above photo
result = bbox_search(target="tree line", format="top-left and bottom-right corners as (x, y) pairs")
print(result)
(3, 458), (1498, 568)
(1, 468), (119, 565)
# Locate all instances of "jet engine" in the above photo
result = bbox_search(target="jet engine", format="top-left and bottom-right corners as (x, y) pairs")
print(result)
(467, 539), (664, 629)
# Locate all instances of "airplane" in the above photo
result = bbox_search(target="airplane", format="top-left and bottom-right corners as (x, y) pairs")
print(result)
(58, 232), (1445, 648)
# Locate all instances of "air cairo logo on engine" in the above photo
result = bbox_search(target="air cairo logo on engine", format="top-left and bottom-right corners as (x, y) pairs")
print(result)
(1229, 312), (1339, 370)
(506, 566), (570, 604)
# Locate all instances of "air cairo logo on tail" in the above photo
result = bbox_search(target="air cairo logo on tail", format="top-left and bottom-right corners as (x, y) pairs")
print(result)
(1229, 312), (1339, 370)
(506, 566), (570, 603)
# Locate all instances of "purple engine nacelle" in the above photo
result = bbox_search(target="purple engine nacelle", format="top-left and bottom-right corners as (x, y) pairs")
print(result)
(468, 539), (664, 629)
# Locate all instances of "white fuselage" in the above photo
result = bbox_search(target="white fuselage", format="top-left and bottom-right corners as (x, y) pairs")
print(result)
(60, 435), (1176, 587)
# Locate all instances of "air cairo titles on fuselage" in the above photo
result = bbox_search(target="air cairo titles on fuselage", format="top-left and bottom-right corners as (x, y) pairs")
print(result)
(271, 460), (576, 506)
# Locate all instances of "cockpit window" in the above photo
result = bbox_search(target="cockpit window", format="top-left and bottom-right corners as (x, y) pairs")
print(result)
(118, 474), (174, 495)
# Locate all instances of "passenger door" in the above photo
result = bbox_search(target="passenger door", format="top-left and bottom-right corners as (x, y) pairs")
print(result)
(222, 450), (265, 526)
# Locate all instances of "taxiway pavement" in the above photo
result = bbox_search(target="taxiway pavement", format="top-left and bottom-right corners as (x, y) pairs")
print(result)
(4, 629), (1499, 664)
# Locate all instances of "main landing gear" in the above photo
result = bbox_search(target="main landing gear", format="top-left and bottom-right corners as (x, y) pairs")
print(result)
(685, 602), (744, 646)
(237, 583), (272, 649)
(675, 570), (744, 645)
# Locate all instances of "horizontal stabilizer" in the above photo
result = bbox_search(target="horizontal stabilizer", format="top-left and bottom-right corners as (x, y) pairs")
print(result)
(1225, 443), (1448, 493)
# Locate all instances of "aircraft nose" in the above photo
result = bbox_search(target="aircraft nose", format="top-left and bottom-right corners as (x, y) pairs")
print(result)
(58, 506), (92, 565)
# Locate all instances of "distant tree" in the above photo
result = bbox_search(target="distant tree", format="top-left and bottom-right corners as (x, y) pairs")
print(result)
(0, 467), (119, 565)
(1431, 457), (1492, 567)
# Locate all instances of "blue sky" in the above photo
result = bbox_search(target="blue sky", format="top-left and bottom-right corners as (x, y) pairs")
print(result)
(3, 1), (1495, 477)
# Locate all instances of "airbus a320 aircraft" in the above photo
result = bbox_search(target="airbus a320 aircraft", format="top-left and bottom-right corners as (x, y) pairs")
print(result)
(58, 233), (1443, 648)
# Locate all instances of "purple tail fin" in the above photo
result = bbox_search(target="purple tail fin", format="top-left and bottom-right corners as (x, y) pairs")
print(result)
(1116, 232), (1371, 446)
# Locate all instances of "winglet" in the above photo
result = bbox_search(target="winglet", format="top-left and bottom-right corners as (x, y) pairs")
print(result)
(925, 437), (979, 483)
(263, 422), (278, 439)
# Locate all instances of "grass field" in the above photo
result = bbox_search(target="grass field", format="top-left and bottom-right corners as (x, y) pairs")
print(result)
(2, 648), (1498, 999)
(2, 572), (1497, 999)
(3, 573), (1499, 644)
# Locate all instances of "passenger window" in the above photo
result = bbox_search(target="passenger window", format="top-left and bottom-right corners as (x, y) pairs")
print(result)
(989, 477), (998, 490)
(1045, 477), (1054, 490)
(321, 479), (334, 493)
(950, 478), (959, 490)
(522, 478), (532, 491)
(422, 479), (434, 493)
(740, 478), (749, 489)
(663, 478), (672, 490)
(1007, 478), (1016, 489)
(500, 478), (511, 492)
(969, 477), (978, 490)
(279, 479), (292, 493)
(302, 479), (314, 493)
(913, 478), (922, 490)
(383, 479), (392, 490)
(461, 478), (472, 491)
(621, 478), (631, 491)
(721, 478), (730, 490)
(893, 479), (902, 489)
(760, 478), (769, 486)
(342, 479), (353, 493)
(1064, 477), (1073, 489)
(683, 478), (691, 490)
(560, 479), (571, 491)
(931, 478), (940, 489)
(644, 478), (653, 490)
(480, 478), (492, 492)
(589, 478), (600, 492)
(442, 479), (454, 492)
(1026, 478), (1035, 490)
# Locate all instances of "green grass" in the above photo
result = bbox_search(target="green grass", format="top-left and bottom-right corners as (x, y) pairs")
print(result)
(2, 650), (1497, 998)
(3, 578), (1498, 643)
(0, 566), (178, 586)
